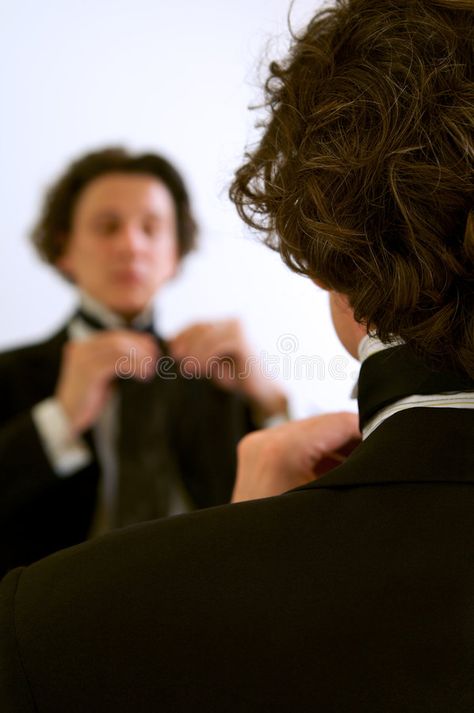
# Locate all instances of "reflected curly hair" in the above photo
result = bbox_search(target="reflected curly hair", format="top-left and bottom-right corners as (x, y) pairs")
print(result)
(230, 0), (474, 376)
(31, 147), (198, 264)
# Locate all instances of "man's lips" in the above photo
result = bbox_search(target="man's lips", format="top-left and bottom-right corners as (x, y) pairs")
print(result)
(112, 270), (147, 284)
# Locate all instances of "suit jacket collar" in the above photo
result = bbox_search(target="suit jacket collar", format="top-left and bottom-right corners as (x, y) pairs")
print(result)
(357, 344), (474, 431)
(295, 346), (474, 492)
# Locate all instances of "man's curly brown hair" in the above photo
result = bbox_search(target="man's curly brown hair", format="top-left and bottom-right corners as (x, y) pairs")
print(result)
(32, 147), (198, 265)
(230, 0), (474, 377)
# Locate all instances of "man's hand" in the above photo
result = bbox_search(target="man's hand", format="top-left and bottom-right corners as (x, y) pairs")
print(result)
(169, 319), (287, 419)
(232, 412), (360, 502)
(55, 331), (159, 435)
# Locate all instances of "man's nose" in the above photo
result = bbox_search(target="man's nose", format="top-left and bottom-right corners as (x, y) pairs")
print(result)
(116, 224), (146, 254)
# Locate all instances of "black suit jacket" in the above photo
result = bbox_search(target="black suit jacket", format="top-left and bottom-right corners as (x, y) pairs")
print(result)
(1, 346), (473, 712)
(0, 324), (255, 576)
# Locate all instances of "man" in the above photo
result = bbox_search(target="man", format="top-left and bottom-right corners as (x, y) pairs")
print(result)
(0, 147), (287, 576)
(1, 0), (473, 710)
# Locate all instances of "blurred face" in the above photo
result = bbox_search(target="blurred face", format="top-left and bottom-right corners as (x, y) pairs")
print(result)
(58, 172), (179, 319)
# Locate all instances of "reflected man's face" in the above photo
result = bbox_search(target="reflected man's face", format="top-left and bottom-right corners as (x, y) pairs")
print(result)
(58, 172), (179, 319)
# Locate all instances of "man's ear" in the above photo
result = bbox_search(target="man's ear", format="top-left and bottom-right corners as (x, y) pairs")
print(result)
(56, 254), (71, 275)
(55, 241), (76, 281)
(328, 291), (367, 360)
(331, 291), (353, 313)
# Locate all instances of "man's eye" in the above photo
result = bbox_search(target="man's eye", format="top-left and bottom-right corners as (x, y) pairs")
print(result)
(143, 221), (160, 237)
(97, 221), (119, 235)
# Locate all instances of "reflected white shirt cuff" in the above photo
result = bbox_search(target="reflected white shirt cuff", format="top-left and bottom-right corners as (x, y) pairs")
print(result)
(32, 398), (92, 477)
(259, 396), (293, 429)
(261, 411), (290, 429)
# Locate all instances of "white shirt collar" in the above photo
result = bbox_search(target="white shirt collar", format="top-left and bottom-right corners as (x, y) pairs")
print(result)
(79, 291), (155, 331)
(357, 334), (405, 363)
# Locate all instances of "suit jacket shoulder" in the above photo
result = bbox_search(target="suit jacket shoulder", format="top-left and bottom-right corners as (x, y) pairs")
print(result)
(1, 406), (473, 712)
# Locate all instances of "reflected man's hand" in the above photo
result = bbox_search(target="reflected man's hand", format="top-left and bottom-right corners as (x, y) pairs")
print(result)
(170, 319), (287, 419)
(55, 331), (159, 435)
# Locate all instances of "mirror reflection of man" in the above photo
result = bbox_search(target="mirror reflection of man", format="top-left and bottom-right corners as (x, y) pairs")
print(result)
(0, 147), (287, 577)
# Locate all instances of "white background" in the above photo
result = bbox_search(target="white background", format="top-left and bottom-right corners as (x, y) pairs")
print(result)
(0, 0), (359, 416)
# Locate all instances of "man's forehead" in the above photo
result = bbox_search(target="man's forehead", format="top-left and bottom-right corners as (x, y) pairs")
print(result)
(74, 172), (175, 217)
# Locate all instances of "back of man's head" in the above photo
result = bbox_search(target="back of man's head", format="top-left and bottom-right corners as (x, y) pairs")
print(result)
(231, 0), (473, 377)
